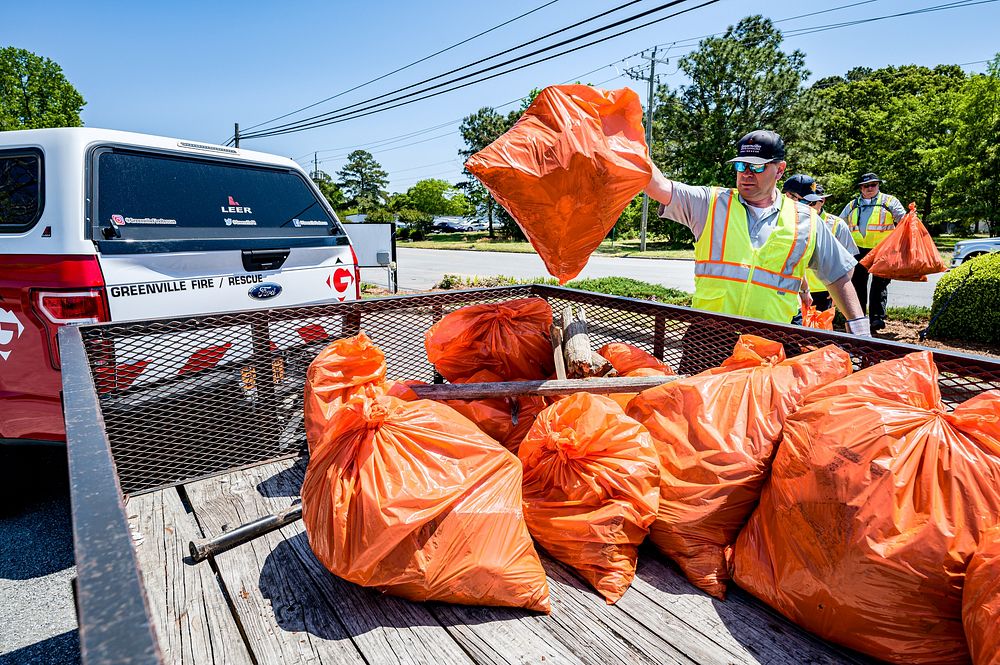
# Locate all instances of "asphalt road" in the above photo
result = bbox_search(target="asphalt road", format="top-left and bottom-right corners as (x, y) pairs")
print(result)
(362, 248), (941, 308)
(0, 447), (78, 665)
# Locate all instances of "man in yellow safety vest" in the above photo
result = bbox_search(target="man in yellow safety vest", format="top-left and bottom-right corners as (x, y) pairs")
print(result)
(838, 173), (906, 331)
(645, 130), (867, 340)
(782, 175), (858, 313)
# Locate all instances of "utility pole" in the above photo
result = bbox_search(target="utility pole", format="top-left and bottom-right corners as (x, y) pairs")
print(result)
(313, 152), (319, 179)
(234, 123), (240, 148)
(627, 46), (669, 252)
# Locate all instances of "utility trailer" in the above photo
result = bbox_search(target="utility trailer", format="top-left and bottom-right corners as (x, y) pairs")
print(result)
(59, 285), (1000, 665)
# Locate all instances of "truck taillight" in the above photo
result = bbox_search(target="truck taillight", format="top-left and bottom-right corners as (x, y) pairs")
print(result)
(32, 288), (111, 369)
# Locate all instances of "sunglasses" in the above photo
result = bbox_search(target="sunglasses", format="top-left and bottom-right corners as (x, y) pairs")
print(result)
(860, 182), (879, 188)
(733, 162), (768, 174)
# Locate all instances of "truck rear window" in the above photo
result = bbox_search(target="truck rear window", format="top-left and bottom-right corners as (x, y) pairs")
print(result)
(94, 149), (342, 242)
(0, 150), (43, 233)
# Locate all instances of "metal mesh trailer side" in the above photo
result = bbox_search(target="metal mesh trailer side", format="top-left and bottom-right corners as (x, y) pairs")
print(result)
(60, 285), (1000, 664)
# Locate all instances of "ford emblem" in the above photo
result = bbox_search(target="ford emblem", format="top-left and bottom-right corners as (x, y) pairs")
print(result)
(248, 282), (282, 300)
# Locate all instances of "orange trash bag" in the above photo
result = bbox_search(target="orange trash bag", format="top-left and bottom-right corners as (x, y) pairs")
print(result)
(519, 392), (660, 604)
(302, 392), (551, 612)
(801, 305), (834, 330)
(626, 335), (853, 599)
(597, 342), (674, 375)
(465, 85), (652, 283)
(304, 332), (388, 453)
(424, 298), (554, 382)
(441, 369), (545, 453)
(859, 202), (947, 281)
(597, 342), (675, 409)
(733, 352), (1000, 665)
(964, 524), (1000, 665)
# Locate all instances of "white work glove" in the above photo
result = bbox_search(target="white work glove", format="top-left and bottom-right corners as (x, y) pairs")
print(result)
(846, 317), (871, 337)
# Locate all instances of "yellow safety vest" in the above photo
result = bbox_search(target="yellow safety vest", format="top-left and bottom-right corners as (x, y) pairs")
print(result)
(846, 193), (896, 249)
(806, 212), (843, 292)
(693, 188), (817, 324)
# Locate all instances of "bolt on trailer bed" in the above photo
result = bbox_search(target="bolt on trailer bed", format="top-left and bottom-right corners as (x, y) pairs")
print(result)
(59, 285), (1000, 665)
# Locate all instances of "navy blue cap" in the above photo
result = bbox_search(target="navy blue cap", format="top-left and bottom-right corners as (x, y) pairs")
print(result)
(858, 172), (882, 185)
(727, 130), (786, 165)
(782, 174), (822, 202)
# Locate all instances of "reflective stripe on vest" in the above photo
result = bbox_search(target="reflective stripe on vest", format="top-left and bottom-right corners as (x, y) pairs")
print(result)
(806, 212), (840, 292)
(693, 188), (817, 323)
(847, 193), (895, 249)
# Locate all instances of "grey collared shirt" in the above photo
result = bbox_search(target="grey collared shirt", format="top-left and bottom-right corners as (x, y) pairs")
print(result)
(823, 213), (859, 255)
(658, 181), (856, 286)
(838, 194), (906, 236)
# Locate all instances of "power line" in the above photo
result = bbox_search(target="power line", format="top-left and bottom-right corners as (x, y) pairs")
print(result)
(236, 0), (648, 141)
(292, 0), (992, 169)
(294, 120), (461, 161)
(240, 0), (562, 135)
(633, 0), (998, 67)
(236, 0), (708, 140)
(237, 0), (715, 141)
(271, 0), (884, 153)
(302, 129), (462, 166)
(781, 0), (998, 38)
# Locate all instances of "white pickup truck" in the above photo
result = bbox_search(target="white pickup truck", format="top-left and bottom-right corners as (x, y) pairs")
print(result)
(0, 128), (360, 447)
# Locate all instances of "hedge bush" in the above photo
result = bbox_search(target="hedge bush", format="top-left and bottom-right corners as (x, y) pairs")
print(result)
(927, 252), (1000, 345)
(434, 274), (692, 306)
(564, 277), (691, 306)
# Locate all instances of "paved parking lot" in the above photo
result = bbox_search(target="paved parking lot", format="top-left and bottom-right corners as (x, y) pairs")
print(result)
(0, 447), (79, 665)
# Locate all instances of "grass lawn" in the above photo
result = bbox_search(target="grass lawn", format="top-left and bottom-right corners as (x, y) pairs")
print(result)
(403, 232), (695, 259)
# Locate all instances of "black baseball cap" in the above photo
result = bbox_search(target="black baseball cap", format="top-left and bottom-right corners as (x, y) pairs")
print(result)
(814, 183), (829, 199)
(858, 172), (882, 185)
(727, 130), (786, 165)
(782, 174), (822, 202)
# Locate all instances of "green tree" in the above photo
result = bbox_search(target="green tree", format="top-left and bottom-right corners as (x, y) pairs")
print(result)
(337, 150), (388, 212)
(387, 191), (412, 213)
(407, 178), (465, 216)
(364, 207), (395, 223)
(796, 64), (968, 226)
(310, 169), (346, 210)
(0, 47), (85, 130)
(458, 106), (523, 240)
(938, 55), (1000, 235)
(651, 16), (809, 186)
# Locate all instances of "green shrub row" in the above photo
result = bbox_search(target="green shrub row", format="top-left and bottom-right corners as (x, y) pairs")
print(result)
(927, 252), (1000, 344)
(434, 274), (692, 306)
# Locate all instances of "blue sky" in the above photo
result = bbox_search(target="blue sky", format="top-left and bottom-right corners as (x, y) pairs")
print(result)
(4, 0), (998, 192)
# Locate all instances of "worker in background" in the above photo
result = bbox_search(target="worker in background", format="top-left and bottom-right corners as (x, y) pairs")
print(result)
(782, 175), (858, 312)
(645, 130), (867, 334)
(839, 173), (905, 332)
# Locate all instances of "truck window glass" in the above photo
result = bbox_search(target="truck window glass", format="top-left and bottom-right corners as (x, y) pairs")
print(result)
(0, 151), (43, 233)
(94, 150), (341, 241)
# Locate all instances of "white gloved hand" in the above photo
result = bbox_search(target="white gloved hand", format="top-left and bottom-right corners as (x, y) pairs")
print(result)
(846, 317), (872, 337)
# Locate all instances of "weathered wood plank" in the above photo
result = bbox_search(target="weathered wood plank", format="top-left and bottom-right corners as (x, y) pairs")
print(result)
(627, 554), (876, 665)
(183, 459), (474, 665)
(265, 459), (593, 665)
(409, 375), (681, 400)
(538, 555), (698, 665)
(127, 489), (254, 665)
